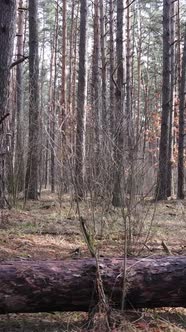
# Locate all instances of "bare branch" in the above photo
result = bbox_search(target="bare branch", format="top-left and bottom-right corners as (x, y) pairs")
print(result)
(10, 56), (29, 69)
(124, 0), (136, 10)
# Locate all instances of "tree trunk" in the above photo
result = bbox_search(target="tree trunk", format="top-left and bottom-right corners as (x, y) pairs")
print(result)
(67, 0), (75, 150)
(61, 0), (66, 138)
(125, 0), (135, 209)
(15, 1), (25, 193)
(0, 256), (185, 313)
(75, 0), (87, 200)
(71, 2), (79, 155)
(0, 0), (16, 207)
(91, 0), (100, 186)
(167, 0), (175, 198)
(109, 0), (115, 138)
(50, 1), (59, 193)
(156, 0), (171, 200)
(25, 0), (39, 200)
(100, 0), (107, 134)
(112, 0), (124, 207)
(59, 0), (67, 193)
(177, 26), (186, 199)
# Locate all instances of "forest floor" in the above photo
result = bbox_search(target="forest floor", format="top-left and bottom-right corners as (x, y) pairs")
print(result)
(0, 190), (185, 331)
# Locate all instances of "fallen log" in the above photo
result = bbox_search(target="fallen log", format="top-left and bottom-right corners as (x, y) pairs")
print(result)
(0, 256), (185, 313)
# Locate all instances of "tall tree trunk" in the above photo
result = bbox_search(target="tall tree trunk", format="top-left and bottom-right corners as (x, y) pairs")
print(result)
(61, 0), (66, 140)
(47, 33), (55, 191)
(71, 3), (79, 155)
(15, 1), (25, 193)
(50, 2), (59, 193)
(112, 0), (124, 207)
(75, 0), (87, 200)
(25, 0), (39, 200)
(0, 0), (16, 208)
(6, 66), (16, 201)
(126, 0), (134, 199)
(67, 0), (75, 118)
(136, 2), (142, 143)
(109, 0), (115, 138)
(38, 10), (46, 194)
(177, 26), (186, 199)
(156, 0), (171, 200)
(167, 1), (175, 197)
(100, 0), (107, 134)
(44, 119), (49, 189)
(59, 0), (67, 193)
(92, 0), (100, 185)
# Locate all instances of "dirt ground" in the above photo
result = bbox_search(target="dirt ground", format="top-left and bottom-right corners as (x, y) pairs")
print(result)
(0, 191), (185, 331)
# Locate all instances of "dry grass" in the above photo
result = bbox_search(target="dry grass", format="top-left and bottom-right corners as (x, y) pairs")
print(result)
(0, 191), (185, 331)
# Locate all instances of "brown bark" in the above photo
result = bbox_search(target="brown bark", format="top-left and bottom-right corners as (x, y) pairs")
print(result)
(0, 0), (16, 207)
(75, 0), (87, 200)
(15, 0), (25, 193)
(60, 0), (67, 140)
(112, 0), (124, 207)
(71, 3), (79, 151)
(156, 0), (171, 200)
(68, 1), (79, 171)
(58, 0), (67, 194)
(177, 26), (186, 199)
(100, 0), (107, 133)
(25, 0), (39, 200)
(125, 0), (135, 207)
(136, 3), (141, 143)
(0, 256), (185, 313)
(67, 0), (75, 117)
(48, 32), (54, 192)
(0, 0), (16, 116)
(167, 0), (175, 197)
(91, 0), (100, 183)
(50, 1), (59, 193)
(109, 0), (115, 137)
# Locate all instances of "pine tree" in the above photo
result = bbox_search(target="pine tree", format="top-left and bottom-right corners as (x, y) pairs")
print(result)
(75, 0), (87, 200)
(0, 0), (16, 207)
(25, 0), (39, 200)
(156, 0), (171, 200)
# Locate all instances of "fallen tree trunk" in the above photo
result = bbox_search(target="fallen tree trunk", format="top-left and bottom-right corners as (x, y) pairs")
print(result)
(0, 256), (185, 313)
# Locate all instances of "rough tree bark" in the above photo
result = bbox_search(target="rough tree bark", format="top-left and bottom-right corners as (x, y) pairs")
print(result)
(15, 0), (25, 193)
(109, 0), (115, 137)
(0, 0), (16, 207)
(0, 256), (185, 313)
(75, 0), (87, 200)
(59, 0), (67, 193)
(167, 0), (175, 198)
(61, 0), (67, 138)
(71, 2), (79, 152)
(156, 0), (171, 200)
(112, 0), (124, 207)
(91, 0), (100, 186)
(100, 0), (107, 134)
(50, 1), (59, 193)
(25, 0), (39, 200)
(177, 26), (186, 199)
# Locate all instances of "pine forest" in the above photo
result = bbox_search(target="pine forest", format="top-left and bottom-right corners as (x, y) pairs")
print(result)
(0, 0), (186, 331)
